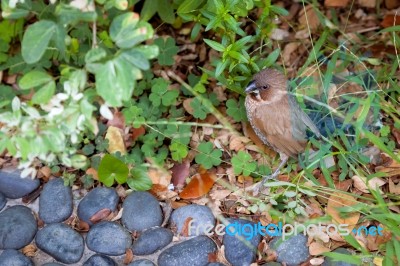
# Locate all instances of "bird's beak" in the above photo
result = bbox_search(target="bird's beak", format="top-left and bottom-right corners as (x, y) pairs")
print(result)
(245, 80), (257, 94)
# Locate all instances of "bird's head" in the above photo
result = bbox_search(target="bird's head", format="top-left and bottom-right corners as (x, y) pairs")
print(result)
(245, 68), (287, 102)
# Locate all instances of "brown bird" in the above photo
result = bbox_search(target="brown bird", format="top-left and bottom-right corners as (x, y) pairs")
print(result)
(245, 68), (321, 193)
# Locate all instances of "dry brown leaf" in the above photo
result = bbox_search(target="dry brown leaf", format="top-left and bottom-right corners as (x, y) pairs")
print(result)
(310, 257), (325, 265)
(282, 43), (299, 66)
(325, 0), (350, 7)
(388, 179), (400, 194)
(375, 156), (400, 177)
(352, 175), (386, 193)
(359, 0), (376, 7)
(326, 192), (360, 231)
(381, 14), (400, 28)
(105, 126), (126, 155)
(229, 135), (250, 152)
(131, 126), (146, 142)
(309, 241), (330, 255)
(22, 244), (37, 257)
(270, 28), (289, 40)
(148, 167), (172, 191)
(171, 160), (190, 187)
(89, 208), (112, 224)
(183, 98), (194, 115)
(209, 189), (232, 200)
(386, 0), (400, 8)
(106, 110), (125, 129)
(180, 171), (217, 199)
(298, 5), (320, 30)
(86, 167), (98, 180)
(124, 248), (134, 264)
(39, 166), (51, 179)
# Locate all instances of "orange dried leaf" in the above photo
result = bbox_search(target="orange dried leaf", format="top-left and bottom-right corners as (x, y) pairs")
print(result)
(309, 242), (330, 255)
(124, 248), (134, 264)
(389, 179), (400, 194)
(326, 192), (360, 231)
(179, 172), (216, 199)
(131, 126), (146, 142)
(86, 168), (98, 180)
(381, 14), (400, 28)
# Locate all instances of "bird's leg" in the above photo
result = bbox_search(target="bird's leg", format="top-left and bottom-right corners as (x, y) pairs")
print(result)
(251, 154), (289, 195)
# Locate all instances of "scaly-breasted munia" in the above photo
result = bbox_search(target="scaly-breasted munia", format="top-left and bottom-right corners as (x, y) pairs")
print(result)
(245, 68), (321, 193)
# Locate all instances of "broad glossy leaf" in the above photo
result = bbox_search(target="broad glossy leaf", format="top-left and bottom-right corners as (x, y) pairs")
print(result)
(127, 168), (152, 191)
(98, 154), (129, 187)
(22, 20), (56, 64)
(120, 50), (150, 70)
(19, 70), (53, 90)
(95, 57), (134, 107)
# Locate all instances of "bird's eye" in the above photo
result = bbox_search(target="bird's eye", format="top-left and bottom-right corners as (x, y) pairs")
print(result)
(262, 84), (270, 90)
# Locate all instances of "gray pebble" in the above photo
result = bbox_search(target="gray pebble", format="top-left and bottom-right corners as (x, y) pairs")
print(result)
(0, 205), (37, 249)
(322, 248), (358, 266)
(83, 254), (116, 266)
(86, 221), (132, 256)
(206, 263), (227, 266)
(270, 234), (309, 266)
(158, 235), (217, 266)
(41, 263), (65, 266)
(35, 223), (84, 264)
(0, 249), (33, 266)
(0, 192), (6, 211)
(122, 192), (162, 231)
(170, 204), (215, 236)
(77, 187), (119, 225)
(0, 168), (40, 199)
(260, 263), (282, 266)
(223, 219), (262, 266)
(39, 178), (73, 223)
(132, 227), (173, 255)
(128, 259), (155, 266)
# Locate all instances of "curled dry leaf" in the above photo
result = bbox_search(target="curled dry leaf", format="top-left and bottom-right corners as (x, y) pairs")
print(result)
(352, 175), (386, 193)
(309, 241), (330, 256)
(381, 14), (400, 28)
(179, 171), (216, 199)
(282, 43), (299, 66)
(298, 5), (320, 30)
(326, 192), (360, 232)
(229, 135), (250, 152)
(148, 167), (172, 190)
(171, 160), (190, 187)
(106, 110), (125, 129)
(22, 244), (37, 257)
(124, 248), (134, 264)
(89, 208), (112, 224)
(375, 156), (400, 177)
(389, 179), (400, 194)
(105, 126), (126, 155)
(310, 257), (325, 265)
(359, 0), (376, 8)
(131, 126), (146, 142)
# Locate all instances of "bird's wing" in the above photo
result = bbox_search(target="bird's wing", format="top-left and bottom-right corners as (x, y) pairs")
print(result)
(288, 95), (321, 138)
(252, 98), (307, 157)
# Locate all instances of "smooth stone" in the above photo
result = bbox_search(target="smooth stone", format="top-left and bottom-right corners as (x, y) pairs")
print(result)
(122, 192), (162, 231)
(0, 192), (6, 210)
(86, 221), (132, 256)
(77, 187), (119, 225)
(41, 263), (64, 266)
(0, 205), (37, 249)
(35, 223), (84, 264)
(223, 219), (262, 266)
(132, 227), (173, 255)
(271, 234), (309, 266)
(0, 168), (40, 199)
(206, 263), (227, 266)
(322, 248), (358, 266)
(39, 178), (73, 223)
(0, 249), (33, 266)
(158, 235), (217, 266)
(83, 254), (116, 266)
(128, 259), (155, 266)
(170, 204), (215, 236)
(261, 263), (282, 266)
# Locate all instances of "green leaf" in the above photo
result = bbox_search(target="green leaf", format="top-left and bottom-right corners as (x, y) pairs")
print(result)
(261, 48), (280, 67)
(19, 70), (53, 90)
(231, 151), (257, 176)
(110, 12), (153, 49)
(158, 0), (175, 24)
(226, 98), (247, 122)
(204, 39), (225, 52)
(98, 154), (129, 187)
(21, 20), (57, 64)
(95, 57), (135, 107)
(140, 0), (158, 21)
(127, 167), (153, 191)
(154, 37), (179, 66)
(195, 142), (222, 169)
(31, 81), (56, 104)
(170, 141), (189, 162)
(177, 0), (205, 14)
